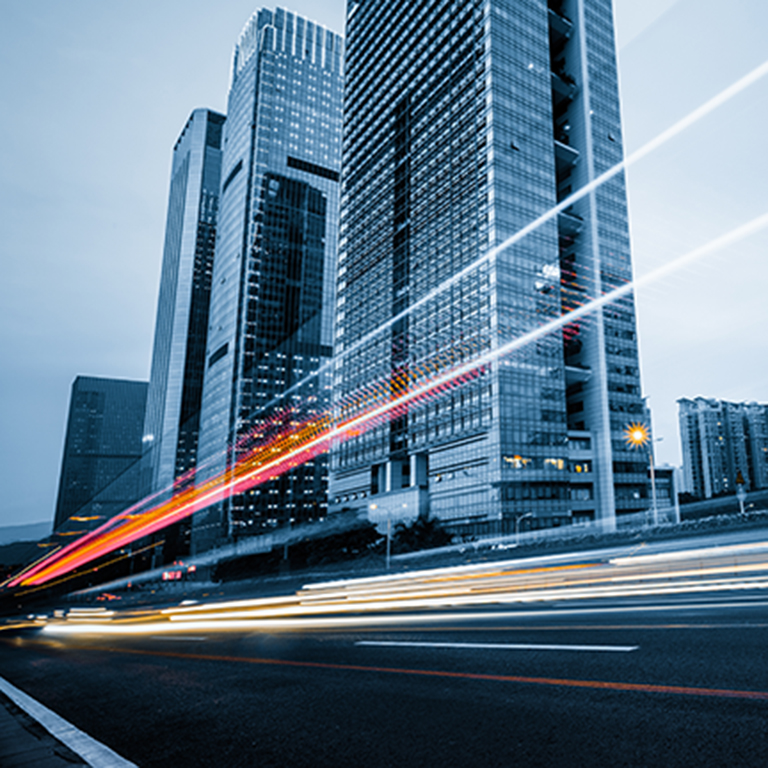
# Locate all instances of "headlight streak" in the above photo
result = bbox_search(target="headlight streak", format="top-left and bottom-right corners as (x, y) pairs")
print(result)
(39, 581), (768, 639)
(6, 59), (768, 591)
(160, 594), (304, 616)
(32, 543), (768, 637)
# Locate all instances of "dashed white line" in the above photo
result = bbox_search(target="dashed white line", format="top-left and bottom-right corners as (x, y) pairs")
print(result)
(149, 635), (208, 641)
(356, 640), (639, 653)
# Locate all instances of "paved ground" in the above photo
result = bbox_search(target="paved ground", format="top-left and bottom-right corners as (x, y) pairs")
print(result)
(0, 690), (88, 768)
(0, 591), (766, 767)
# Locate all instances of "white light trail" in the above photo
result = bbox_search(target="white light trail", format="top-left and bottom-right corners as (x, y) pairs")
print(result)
(257, 58), (768, 416)
(28, 59), (768, 585)
(315, 210), (768, 456)
(611, 541), (768, 567)
(40, 590), (768, 637)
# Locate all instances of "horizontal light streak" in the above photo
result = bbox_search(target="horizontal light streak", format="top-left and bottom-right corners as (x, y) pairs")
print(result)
(48, 549), (768, 635)
(43, 578), (768, 637)
(610, 541), (768, 567)
(67, 608), (114, 614)
(609, 562), (768, 582)
(161, 594), (302, 616)
(163, 576), (768, 623)
(39, 591), (768, 638)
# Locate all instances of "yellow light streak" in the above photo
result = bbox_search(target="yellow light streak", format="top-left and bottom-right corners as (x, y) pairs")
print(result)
(30, 539), (768, 639)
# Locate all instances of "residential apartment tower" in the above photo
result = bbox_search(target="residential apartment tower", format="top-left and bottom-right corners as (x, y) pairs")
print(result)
(678, 397), (768, 499)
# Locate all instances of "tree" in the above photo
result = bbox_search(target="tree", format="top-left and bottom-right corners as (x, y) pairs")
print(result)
(391, 517), (452, 554)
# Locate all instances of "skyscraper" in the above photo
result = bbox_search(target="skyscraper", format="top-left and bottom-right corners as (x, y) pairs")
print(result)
(678, 397), (768, 499)
(142, 108), (224, 558)
(54, 376), (148, 530)
(193, 9), (343, 552)
(330, 0), (647, 534)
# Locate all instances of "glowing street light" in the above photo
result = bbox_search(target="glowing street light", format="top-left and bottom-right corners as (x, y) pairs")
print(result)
(625, 423), (649, 447)
(624, 422), (659, 526)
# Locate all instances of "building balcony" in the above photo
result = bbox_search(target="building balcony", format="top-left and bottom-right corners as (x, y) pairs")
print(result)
(555, 139), (579, 174)
(551, 71), (578, 103)
(548, 8), (573, 41)
(557, 209), (584, 237)
(565, 364), (592, 385)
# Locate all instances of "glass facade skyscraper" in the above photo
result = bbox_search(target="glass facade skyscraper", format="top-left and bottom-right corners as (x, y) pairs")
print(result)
(143, 109), (224, 494)
(142, 108), (224, 559)
(330, 0), (647, 533)
(54, 376), (148, 530)
(193, 8), (343, 553)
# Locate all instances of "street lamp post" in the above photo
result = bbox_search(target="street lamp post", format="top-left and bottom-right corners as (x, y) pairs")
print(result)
(370, 503), (402, 570)
(735, 472), (747, 515)
(515, 512), (534, 546)
(625, 423), (661, 527)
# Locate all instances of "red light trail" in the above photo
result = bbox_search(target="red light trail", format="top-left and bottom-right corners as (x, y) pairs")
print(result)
(7, 201), (768, 589)
(6, 56), (768, 591)
(5, 357), (483, 589)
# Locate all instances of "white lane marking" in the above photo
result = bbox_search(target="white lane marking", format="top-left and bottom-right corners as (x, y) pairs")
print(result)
(356, 640), (638, 653)
(0, 675), (137, 768)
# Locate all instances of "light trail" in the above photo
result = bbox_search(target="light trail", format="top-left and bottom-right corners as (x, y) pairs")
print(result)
(5, 59), (768, 591)
(610, 541), (768, 567)
(252, 57), (768, 416)
(35, 598), (768, 637)
(14, 207), (768, 590)
(33, 539), (768, 637)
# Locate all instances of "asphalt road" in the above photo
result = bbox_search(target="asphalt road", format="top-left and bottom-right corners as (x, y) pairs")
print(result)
(1, 590), (767, 767)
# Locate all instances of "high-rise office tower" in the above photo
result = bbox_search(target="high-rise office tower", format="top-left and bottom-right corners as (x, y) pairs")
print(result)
(193, 9), (343, 552)
(142, 108), (224, 559)
(54, 376), (148, 530)
(678, 397), (768, 499)
(330, 0), (647, 533)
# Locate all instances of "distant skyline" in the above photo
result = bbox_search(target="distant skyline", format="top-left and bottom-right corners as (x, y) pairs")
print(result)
(1, 0), (766, 527)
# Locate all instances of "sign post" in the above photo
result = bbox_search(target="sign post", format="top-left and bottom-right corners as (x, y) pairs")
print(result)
(735, 471), (746, 515)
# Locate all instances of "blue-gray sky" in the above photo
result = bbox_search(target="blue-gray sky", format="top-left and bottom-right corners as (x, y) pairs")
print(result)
(1, 0), (766, 528)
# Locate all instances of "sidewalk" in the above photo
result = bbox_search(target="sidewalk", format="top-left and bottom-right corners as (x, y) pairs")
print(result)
(0, 689), (88, 767)
(0, 676), (137, 768)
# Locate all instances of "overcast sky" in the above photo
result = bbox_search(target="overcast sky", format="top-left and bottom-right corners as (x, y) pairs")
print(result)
(1, 0), (766, 529)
